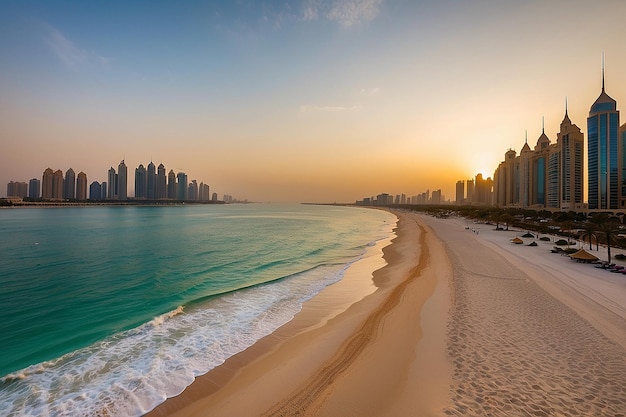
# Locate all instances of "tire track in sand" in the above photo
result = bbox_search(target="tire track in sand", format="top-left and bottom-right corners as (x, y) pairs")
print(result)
(261, 218), (429, 416)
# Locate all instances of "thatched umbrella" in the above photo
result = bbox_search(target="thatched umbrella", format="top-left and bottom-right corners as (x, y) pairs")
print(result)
(569, 249), (599, 262)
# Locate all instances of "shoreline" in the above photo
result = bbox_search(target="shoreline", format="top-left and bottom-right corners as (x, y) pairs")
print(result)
(146, 209), (453, 416)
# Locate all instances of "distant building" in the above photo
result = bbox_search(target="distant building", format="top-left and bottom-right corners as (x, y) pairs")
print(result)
(76, 172), (87, 200)
(147, 161), (156, 200)
(157, 163), (167, 199)
(29, 178), (40, 199)
(6, 181), (27, 198)
(118, 160), (127, 201)
(177, 172), (188, 200)
(167, 170), (177, 199)
(89, 181), (102, 200)
(52, 169), (64, 199)
(64, 168), (75, 199)
(466, 179), (475, 203)
(188, 179), (198, 201)
(135, 164), (147, 199)
(455, 180), (464, 204)
(42, 168), (54, 199)
(431, 189), (442, 204)
(212, 192), (218, 202)
(199, 182), (210, 201)
(107, 167), (117, 199)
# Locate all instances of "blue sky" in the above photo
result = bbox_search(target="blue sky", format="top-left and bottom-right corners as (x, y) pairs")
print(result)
(2, 0), (626, 202)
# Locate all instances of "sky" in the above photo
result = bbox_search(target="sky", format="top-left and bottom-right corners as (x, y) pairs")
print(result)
(1, 0), (626, 203)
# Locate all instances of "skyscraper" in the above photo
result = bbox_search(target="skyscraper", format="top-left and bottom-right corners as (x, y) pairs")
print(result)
(107, 167), (117, 199)
(42, 168), (54, 199)
(188, 179), (198, 201)
(64, 168), (76, 199)
(135, 164), (147, 199)
(29, 178), (40, 199)
(531, 130), (551, 207)
(167, 170), (177, 199)
(147, 161), (156, 200)
(76, 172), (87, 200)
(557, 105), (584, 210)
(118, 160), (128, 201)
(177, 172), (188, 201)
(52, 170), (64, 199)
(89, 181), (102, 200)
(157, 163), (167, 199)
(455, 180), (464, 205)
(588, 66), (620, 209)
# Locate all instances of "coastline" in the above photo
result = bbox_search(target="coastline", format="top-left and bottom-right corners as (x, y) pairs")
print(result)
(146, 209), (453, 416)
(143, 207), (626, 416)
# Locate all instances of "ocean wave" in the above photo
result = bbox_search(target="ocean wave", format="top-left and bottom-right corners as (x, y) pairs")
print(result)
(0, 263), (353, 417)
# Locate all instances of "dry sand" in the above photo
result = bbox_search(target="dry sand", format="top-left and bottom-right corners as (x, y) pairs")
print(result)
(422, 214), (626, 416)
(147, 210), (626, 417)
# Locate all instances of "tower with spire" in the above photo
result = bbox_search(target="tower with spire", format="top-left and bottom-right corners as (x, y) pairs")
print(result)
(558, 99), (584, 210)
(588, 57), (620, 209)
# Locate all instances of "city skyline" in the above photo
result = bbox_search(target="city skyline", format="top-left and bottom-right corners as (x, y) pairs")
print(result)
(5, 159), (226, 202)
(2, 1), (626, 202)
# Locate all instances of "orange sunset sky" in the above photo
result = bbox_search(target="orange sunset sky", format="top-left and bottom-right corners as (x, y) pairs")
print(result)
(1, 0), (626, 202)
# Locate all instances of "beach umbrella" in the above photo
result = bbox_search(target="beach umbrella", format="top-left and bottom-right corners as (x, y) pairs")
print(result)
(569, 249), (599, 262)
(510, 237), (523, 244)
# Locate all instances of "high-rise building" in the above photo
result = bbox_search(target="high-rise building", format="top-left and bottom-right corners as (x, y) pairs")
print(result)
(135, 164), (147, 199)
(76, 172), (87, 200)
(118, 160), (127, 201)
(187, 179), (198, 201)
(7, 181), (28, 197)
(199, 182), (207, 201)
(29, 178), (40, 199)
(531, 130), (551, 207)
(42, 168), (54, 199)
(622, 124), (626, 186)
(167, 170), (177, 199)
(557, 106), (584, 210)
(107, 167), (117, 199)
(147, 162), (156, 200)
(89, 181), (102, 200)
(466, 178), (475, 204)
(157, 163), (167, 199)
(101, 182), (107, 200)
(455, 180), (464, 204)
(519, 137), (532, 207)
(177, 172), (188, 201)
(52, 170), (64, 199)
(588, 68), (620, 209)
(64, 168), (76, 199)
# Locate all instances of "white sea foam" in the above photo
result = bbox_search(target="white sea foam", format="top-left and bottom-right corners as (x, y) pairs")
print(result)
(0, 263), (353, 417)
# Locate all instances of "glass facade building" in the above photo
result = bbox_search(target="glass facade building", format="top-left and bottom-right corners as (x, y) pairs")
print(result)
(587, 81), (619, 210)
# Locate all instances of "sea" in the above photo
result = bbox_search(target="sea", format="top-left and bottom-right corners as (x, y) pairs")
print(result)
(0, 203), (396, 416)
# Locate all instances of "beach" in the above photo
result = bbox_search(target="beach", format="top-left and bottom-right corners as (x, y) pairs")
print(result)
(146, 209), (626, 416)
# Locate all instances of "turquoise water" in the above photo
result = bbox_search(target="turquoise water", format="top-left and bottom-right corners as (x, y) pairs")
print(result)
(0, 204), (395, 416)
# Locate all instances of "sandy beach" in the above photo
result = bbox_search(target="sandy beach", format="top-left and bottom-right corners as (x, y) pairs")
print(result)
(146, 209), (626, 416)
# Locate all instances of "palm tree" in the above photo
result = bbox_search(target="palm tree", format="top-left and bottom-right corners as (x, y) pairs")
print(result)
(500, 213), (515, 231)
(580, 222), (597, 251)
(590, 213), (622, 263)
